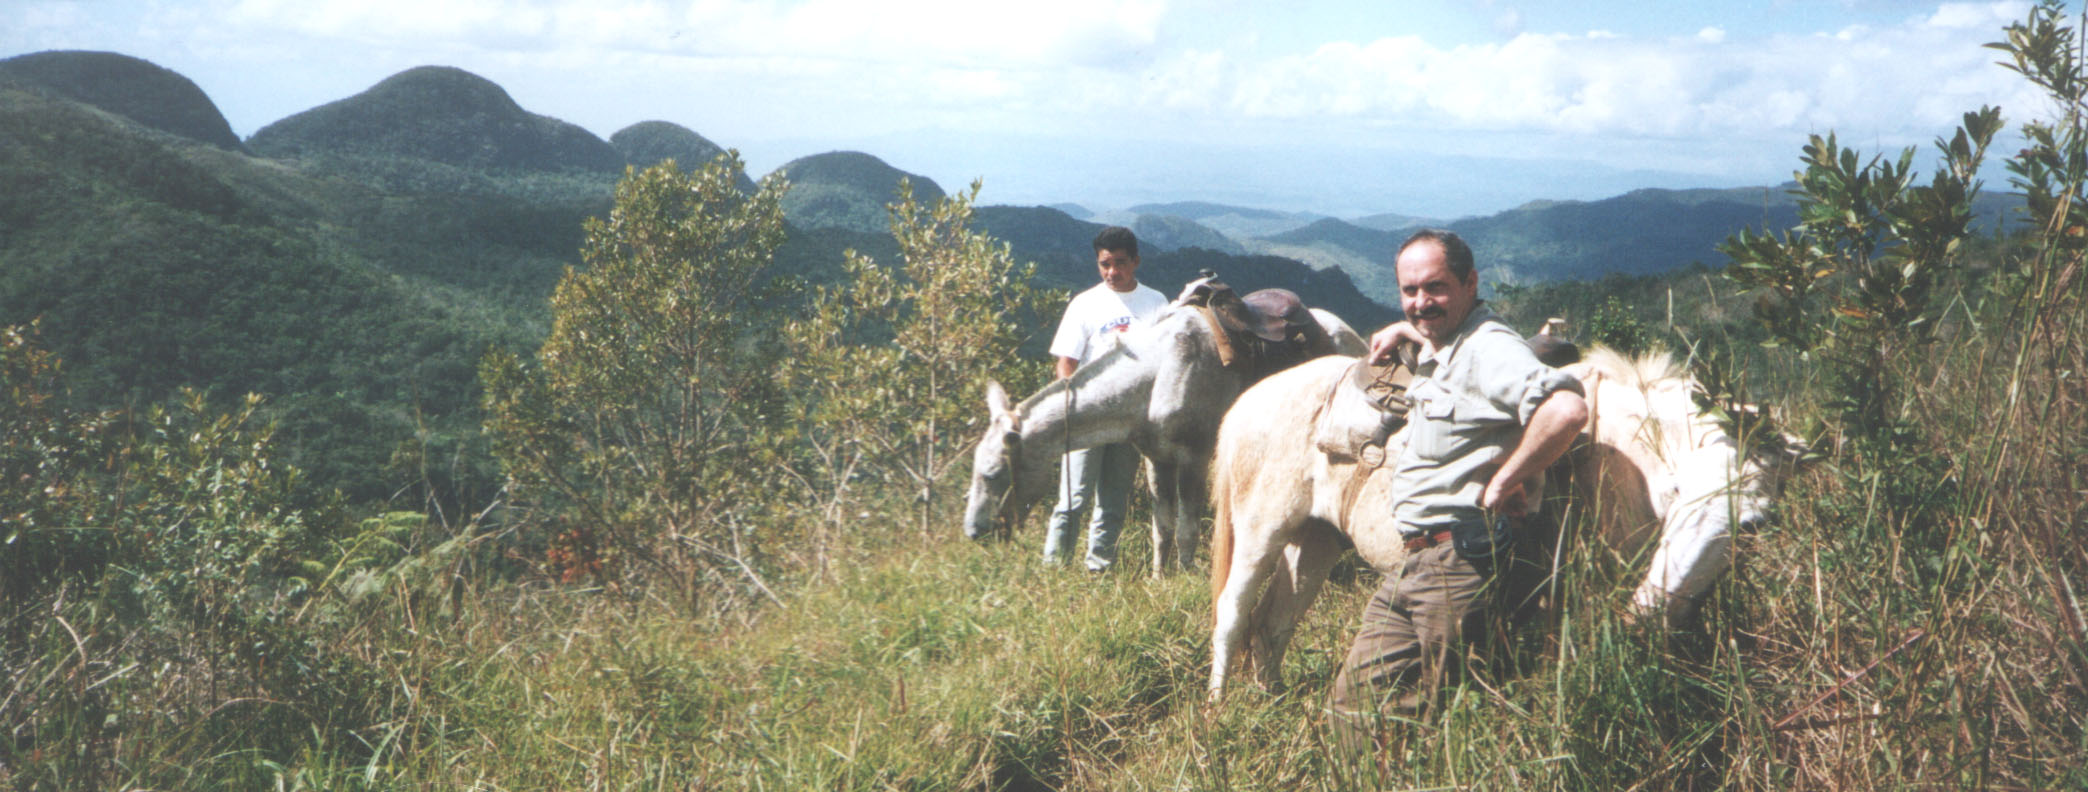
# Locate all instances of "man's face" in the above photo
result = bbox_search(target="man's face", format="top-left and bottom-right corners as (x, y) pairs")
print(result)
(1096, 247), (1140, 292)
(1396, 240), (1478, 344)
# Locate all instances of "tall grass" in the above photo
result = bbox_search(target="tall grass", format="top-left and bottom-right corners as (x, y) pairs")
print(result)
(8, 264), (2084, 790)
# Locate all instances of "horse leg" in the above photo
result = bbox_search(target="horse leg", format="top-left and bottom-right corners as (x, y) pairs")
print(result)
(1246, 523), (1344, 691)
(1169, 460), (1207, 573)
(1148, 458), (1179, 576)
(1210, 520), (1287, 700)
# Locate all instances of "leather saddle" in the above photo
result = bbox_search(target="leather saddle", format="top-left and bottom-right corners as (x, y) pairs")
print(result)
(1177, 272), (1335, 380)
(1313, 345), (1418, 467)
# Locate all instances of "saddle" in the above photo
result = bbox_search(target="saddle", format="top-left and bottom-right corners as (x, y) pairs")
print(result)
(1312, 344), (1418, 468)
(1177, 273), (1336, 381)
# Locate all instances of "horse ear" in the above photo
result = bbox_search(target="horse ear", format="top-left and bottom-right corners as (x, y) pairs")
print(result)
(985, 380), (1010, 417)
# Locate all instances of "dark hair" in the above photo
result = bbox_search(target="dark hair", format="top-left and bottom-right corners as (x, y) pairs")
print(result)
(1399, 229), (1475, 283)
(1093, 226), (1139, 258)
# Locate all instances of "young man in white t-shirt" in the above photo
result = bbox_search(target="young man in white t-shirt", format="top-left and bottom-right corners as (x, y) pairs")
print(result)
(1044, 226), (1169, 571)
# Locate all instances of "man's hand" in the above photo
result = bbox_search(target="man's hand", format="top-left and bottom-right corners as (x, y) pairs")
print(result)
(1481, 476), (1530, 516)
(1481, 389), (1588, 517)
(1368, 321), (1424, 364)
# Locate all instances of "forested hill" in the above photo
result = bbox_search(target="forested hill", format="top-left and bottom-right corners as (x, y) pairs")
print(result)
(0, 51), (1399, 509)
(247, 65), (625, 172)
(0, 49), (245, 152)
(1248, 185), (2025, 301)
(611, 120), (757, 194)
(774, 150), (949, 234)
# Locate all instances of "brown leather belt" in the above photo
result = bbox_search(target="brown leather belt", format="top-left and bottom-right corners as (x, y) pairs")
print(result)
(1403, 530), (1454, 552)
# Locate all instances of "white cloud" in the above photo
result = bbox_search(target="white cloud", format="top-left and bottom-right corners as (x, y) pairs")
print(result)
(1927, 1), (2028, 29)
(3, 0), (2051, 200)
(208, 0), (1166, 69)
(1124, 0), (2040, 147)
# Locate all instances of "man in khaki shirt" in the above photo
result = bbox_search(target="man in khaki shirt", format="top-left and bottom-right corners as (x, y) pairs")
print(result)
(1334, 229), (1588, 751)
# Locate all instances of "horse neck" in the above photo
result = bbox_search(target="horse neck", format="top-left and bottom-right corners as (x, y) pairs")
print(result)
(1016, 348), (1155, 463)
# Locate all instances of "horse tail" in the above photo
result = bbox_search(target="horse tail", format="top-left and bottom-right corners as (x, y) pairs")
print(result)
(1209, 441), (1237, 615)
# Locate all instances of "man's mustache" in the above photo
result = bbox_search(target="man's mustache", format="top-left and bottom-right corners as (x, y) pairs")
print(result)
(1412, 306), (1446, 320)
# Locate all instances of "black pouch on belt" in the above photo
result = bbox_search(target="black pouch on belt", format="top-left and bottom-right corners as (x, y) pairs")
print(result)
(1452, 513), (1517, 560)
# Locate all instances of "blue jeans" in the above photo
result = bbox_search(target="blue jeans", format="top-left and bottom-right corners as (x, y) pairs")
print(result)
(1042, 442), (1139, 570)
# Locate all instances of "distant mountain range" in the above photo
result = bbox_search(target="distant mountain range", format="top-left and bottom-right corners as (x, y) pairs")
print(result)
(0, 50), (1393, 503)
(0, 48), (2028, 504)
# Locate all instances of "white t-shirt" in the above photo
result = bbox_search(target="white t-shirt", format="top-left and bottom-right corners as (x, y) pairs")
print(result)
(1050, 281), (1169, 364)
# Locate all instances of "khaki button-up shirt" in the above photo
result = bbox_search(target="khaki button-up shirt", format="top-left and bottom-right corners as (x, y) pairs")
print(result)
(1391, 305), (1585, 533)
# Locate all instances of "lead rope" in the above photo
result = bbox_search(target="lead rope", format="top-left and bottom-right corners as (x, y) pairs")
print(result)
(1061, 368), (1076, 540)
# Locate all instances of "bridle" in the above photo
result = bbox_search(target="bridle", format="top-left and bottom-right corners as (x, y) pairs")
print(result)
(982, 376), (1078, 536)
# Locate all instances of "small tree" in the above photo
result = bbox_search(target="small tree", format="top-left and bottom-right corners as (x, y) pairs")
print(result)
(1586, 295), (1657, 356)
(785, 180), (1057, 539)
(480, 153), (789, 608)
(1719, 108), (2001, 452)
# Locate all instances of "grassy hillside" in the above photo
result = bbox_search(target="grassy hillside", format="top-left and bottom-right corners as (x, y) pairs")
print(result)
(10, 17), (2084, 788)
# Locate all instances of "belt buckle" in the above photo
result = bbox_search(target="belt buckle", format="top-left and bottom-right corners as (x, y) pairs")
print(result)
(1402, 530), (1452, 552)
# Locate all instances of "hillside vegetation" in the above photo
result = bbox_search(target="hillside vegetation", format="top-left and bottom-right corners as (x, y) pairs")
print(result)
(0, 53), (1395, 513)
(248, 65), (624, 173)
(4, 7), (2086, 789)
(0, 50), (245, 152)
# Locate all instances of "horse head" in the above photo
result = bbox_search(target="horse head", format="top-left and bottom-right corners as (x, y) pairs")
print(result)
(963, 380), (1025, 540)
(1569, 348), (1799, 624)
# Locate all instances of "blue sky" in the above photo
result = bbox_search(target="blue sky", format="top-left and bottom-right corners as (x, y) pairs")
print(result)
(5, 1), (2056, 218)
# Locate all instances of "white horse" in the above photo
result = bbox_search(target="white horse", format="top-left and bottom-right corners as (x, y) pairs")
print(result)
(963, 300), (1364, 575)
(1206, 347), (1791, 697)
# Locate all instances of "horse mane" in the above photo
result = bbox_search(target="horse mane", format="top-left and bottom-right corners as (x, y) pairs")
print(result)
(1015, 343), (1136, 417)
(1577, 345), (1688, 392)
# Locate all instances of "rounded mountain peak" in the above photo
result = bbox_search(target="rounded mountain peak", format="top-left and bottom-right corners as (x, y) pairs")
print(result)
(771, 151), (946, 234)
(611, 120), (755, 193)
(247, 65), (621, 173)
(366, 65), (529, 118)
(777, 151), (945, 201)
(0, 50), (244, 151)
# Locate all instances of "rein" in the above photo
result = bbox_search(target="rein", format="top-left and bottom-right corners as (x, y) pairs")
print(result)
(984, 374), (1076, 533)
(1194, 305), (1241, 368)
(1061, 375), (1074, 518)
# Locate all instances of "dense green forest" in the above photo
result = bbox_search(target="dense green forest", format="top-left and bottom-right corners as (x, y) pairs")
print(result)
(4, 5), (2087, 788)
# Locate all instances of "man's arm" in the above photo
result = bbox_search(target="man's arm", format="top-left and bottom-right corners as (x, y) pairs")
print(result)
(1367, 321), (1426, 363)
(1056, 356), (1078, 379)
(1481, 389), (1589, 515)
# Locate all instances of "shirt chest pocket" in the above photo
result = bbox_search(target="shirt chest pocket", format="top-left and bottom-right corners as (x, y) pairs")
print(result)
(1409, 386), (1514, 462)
(1406, 386), (1465, 462)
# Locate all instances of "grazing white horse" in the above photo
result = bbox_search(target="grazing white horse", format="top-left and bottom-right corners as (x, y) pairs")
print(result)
(1206, 347), (1789, 698)
(963, 301), (1364, 575)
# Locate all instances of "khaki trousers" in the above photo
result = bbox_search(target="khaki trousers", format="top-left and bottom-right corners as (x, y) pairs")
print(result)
(1329, 534), (1550, 753)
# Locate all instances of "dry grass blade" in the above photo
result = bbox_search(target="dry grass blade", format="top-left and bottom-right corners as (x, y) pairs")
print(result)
(1772, 629), (1926, 732)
